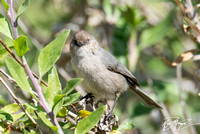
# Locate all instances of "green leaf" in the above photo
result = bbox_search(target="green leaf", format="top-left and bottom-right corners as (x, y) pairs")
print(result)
(5, 57), (36, 98)
(38, 112), (58, 132)
(38, 30), (70, 77)
(12, 112), (24, 121)
(139, 10), (176, 49)
(24, 103), (38, 111)
(22, 129), (29, 134)
(62, 78), (83, 95)
(0, 46), (14, 60)
(63, 92), (80, 106)
(14, 36), (29, 58)
(1, 0), (9, 11)
(1, 103), (20, 114)
(44, 66), (62, 109)
(57, 107), (67, 117)
(77, 110), (91, 118)
(16, 0), (30, 22)
(52, 94), (65, 115)
(117, 122), (135, 131)
(0, 15), (12, 39)
(0, 95), (7, 105)
(62, 122), (75, 129)
(103, 0), (112, 17)
(75, 105), (106, 134)
(22, 129), (37, 134)
(0, 110), (13, 122)
(29, 130), (37, 134)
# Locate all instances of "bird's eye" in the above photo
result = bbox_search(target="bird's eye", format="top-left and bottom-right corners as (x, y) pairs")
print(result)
(72, 39), (77, 45)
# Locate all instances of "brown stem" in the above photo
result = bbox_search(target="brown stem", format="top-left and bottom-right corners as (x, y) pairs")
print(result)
(0, 38), (47, 87)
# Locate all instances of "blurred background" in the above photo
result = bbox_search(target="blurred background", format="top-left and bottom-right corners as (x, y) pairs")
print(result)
(1, 0), (200, 134)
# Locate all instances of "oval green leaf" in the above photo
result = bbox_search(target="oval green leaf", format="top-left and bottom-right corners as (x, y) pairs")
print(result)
(38, 111), (58, 132)
(14, 36), (29, 58)
(0, 110), (13, 122)
(44, 66), (61, 109)
(5, 57), (32, 94)
(62, 78), (83, 95)
(38, 30), (70, 77)
(52, 94), (65, 115)
(1, 103), (20, 114)
(0, 15), (12, 39)
(1, 0), (9, 11)
(75, 105), (106, 134)
(117, 122), (135, 131)
(63, 92), (80, 106)
(16, 0), (30, 22)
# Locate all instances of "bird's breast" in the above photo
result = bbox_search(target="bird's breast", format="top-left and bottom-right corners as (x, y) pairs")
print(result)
(71, 54), (129, 100)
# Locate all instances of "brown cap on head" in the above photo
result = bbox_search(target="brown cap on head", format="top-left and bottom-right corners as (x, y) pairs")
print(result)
(71, 30), (93, 47)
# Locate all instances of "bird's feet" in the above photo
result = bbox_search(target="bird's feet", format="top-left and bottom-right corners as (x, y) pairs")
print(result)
(80, 93), (94, 104)
(105, 113), (113, 121)
(80, 93), (95, 110)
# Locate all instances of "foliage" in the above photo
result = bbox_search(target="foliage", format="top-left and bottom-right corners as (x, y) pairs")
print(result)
(0, 0), (200, 134)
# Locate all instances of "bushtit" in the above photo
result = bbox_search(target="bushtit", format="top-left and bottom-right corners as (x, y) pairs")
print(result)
(70, 30), (162, 116)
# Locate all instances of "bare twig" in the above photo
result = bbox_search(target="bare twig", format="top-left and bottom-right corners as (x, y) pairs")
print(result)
(0, 38), (47, 87)
(66, 116), (77, 125)
(67, 110), (77, 118)
(176, 64), (197, 134)
(0, 77), (38, 126)
(174, 0), (200, 42)
(0, 69), (15, 83)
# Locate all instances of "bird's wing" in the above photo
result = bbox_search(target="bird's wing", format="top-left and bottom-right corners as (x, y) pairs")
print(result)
(99, 48), (140, 86)
(99, 48), (163, 109)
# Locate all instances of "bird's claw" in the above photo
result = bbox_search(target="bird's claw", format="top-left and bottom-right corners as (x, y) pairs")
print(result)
(105, 113), (113, 121)
(80, 93), (94, 104)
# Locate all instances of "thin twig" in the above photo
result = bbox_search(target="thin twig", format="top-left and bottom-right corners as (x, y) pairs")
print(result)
(0, 38), (48, 87)
(0, 69), (79, 131)
(176, 64), (197, 134)
(0, 68), (39, 98)
(174, 0), (200, 42)
(0, 69), (15, 83)
(22, 57), (64, 134)
(66, 116), (77, 125)
(0, 77), (38, 125)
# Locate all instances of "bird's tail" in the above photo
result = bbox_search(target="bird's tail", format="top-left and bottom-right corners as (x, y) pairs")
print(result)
(130, 86), (163, 109)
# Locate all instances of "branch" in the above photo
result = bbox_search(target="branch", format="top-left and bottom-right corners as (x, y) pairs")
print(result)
(0, 38), (47, 87)
(6, 0), (63, 133)
(174, 0), (200, 42)
(0, 77), (38, 126)
(176, 64), (197, 134)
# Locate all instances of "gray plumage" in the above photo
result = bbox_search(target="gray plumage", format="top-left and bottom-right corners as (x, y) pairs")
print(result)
(70, 30), (162, 109)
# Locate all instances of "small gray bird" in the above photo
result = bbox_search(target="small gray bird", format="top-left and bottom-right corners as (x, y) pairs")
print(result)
(70, 30), (162, 116)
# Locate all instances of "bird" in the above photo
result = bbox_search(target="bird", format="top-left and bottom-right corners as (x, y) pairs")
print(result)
(70, 30), (162, 117)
